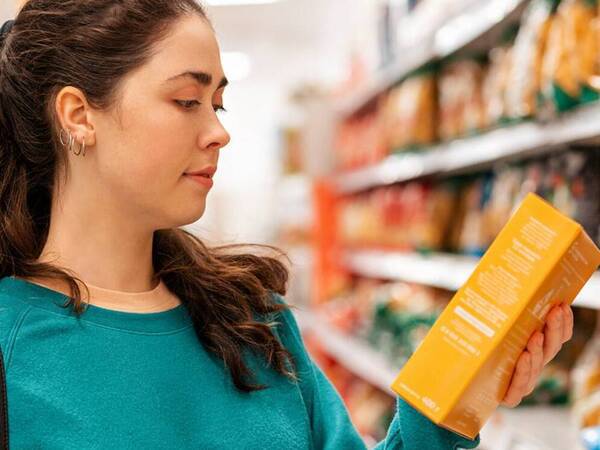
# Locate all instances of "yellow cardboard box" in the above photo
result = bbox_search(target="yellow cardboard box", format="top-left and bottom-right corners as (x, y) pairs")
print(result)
(391, 192), (600, 439)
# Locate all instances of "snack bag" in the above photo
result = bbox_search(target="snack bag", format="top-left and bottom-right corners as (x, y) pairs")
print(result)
(576, 0), (600, 103)
(507, 0), (561, 119)
(418, 183), (458, 252)
(383, 65), (437, 151)
(541, 0), (593, 112)
(482, 25), (519, 126)
(438, 57), (486, 140)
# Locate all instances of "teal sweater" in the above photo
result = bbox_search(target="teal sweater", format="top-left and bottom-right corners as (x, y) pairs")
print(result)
(0, 276), (480, 449)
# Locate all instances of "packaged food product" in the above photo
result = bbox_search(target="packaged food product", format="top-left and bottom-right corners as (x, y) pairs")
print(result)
(383, 64), (437, 151)
(482, 165), (524, 247)
(417, 182), (458, 252)
(575, 0), (600, 103)
(438, 56), (487, 141)
(391, 193), (600, 439)
(402, 182), (430, 250)
(334, 100), (387, 171)
(456, 175), (493, 257)
(540, 0), (589, 113)
(507, 0), (561, 119)
(482, 26), (519, 127)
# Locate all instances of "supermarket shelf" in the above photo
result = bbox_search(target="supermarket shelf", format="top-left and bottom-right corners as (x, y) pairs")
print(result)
(343, 250), (600, 310)
(334, 0), (526, 117)
(334, 103), (600, 194)
(296, 309), (399, 395)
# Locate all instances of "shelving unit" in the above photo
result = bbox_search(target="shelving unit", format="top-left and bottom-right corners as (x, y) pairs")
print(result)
(334, 102), (600, 194)
(343, 249), (600, 310)
(334, 0), (527, 117)
(301, 1), (600, 448)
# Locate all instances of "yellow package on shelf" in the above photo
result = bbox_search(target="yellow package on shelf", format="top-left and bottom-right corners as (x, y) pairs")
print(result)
(391, 192), (600, 439)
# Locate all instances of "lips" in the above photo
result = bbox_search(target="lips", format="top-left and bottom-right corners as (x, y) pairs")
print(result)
(185, 166), (217, 178)
(186, 173), (214, 189)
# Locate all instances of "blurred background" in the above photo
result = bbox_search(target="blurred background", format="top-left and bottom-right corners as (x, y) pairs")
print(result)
(4, 1), (600, 449)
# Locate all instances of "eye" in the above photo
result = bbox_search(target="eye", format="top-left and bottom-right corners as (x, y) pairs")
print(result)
(175, 100), (200, 109)
(214, 105), (228, 114)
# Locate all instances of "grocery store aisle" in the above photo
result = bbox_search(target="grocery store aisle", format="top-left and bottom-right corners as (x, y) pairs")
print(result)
(2, 1), (599, 449)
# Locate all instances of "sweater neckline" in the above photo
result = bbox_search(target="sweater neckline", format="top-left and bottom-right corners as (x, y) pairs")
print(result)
(0, 276), (193, 334)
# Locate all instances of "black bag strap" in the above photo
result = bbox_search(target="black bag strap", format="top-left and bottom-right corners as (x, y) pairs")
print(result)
(0, 347), (9, 449)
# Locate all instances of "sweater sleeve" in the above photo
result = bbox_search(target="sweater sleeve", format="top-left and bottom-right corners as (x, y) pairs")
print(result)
(270, 294), (481, 450)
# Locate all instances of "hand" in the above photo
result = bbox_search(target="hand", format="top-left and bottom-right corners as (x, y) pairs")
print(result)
(501, 303), (574, 408)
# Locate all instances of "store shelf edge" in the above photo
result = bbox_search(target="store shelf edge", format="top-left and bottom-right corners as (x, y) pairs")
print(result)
(333, 103), (600, 194)
(343, 250), (600, 310)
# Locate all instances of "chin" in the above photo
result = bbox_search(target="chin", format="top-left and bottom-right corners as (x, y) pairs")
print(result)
(176, 203), (207, 227)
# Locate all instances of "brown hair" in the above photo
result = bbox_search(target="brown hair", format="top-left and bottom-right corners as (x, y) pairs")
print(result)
(0, 0), (297, 393)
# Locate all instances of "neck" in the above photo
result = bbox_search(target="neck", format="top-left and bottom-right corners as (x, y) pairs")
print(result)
(38, 181), (157, 293)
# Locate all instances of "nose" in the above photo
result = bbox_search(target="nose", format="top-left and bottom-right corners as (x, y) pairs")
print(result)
(200, 114), (231, 151)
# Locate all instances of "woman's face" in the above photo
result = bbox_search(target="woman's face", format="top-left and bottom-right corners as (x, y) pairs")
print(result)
(86, 14), (230, 231)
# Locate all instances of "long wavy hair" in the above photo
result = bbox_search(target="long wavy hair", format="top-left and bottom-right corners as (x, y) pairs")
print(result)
(0, 0), (297, 393)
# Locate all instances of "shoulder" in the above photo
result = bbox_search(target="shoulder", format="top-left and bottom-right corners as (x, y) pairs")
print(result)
(0, 277), (34, 352)
(268, 293), (301, 334)
(0, 277), (33, 313)
(266, 292), (309, 360)
(0, 277), (35, 310)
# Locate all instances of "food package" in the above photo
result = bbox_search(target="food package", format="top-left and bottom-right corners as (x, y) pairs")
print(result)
(507, 0), (561, 119)
(481, 165), (525, 245)
(455, 175), (493, 257)
(576, 0), (600, 102)
(482, 25), (519, 127)
(438, 57), (487, 141)
(540, 0), (591, 113)
(383, 65), (437, 151)
(417, 182), (459, 252)
(391, 193), (600, 439)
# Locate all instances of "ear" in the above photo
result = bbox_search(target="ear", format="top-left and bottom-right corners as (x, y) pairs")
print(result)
(55, 86), (97, 148)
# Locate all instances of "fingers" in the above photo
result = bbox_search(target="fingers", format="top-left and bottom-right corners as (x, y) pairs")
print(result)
(502, 351), (531, 408)
(560, 303), (574, 343)
(543, 305), (564, 365)
(525, 332), (544, 395)
(502, 303), (574, 409)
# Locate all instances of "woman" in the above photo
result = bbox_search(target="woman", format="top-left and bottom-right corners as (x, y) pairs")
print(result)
(0, 1), (574, 448)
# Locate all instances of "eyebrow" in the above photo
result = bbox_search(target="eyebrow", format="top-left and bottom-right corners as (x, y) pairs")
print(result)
(165, 71), (229, 89)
